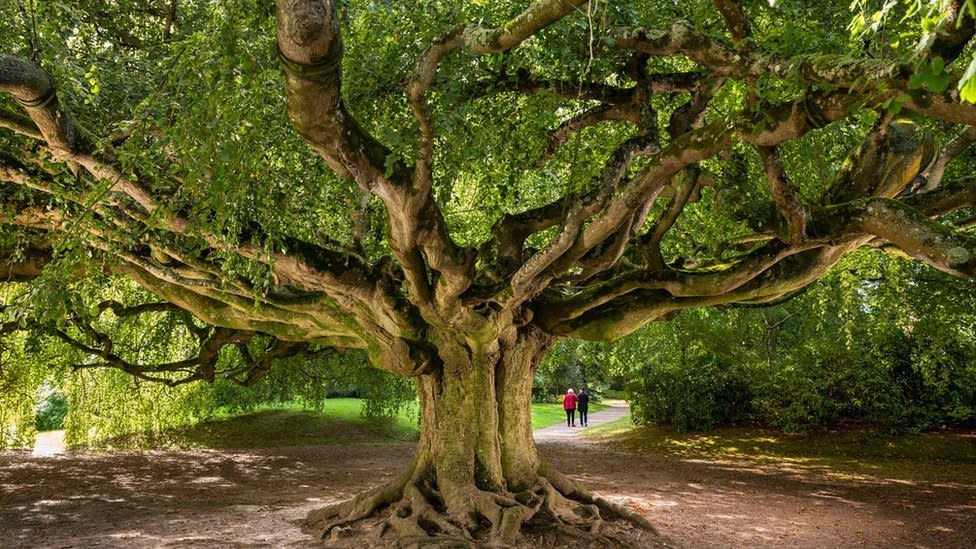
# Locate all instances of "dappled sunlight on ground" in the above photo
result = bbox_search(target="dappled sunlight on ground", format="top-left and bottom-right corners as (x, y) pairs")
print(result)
(0, 444), (414, 548)
(545, 417), (976, 549)
(2, 408), (975, 548)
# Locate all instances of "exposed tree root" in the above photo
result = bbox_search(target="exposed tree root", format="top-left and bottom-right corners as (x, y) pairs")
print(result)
(540, 461), (661, 534)
(304, 461), (669, 547)
(305, 465), (414, 538)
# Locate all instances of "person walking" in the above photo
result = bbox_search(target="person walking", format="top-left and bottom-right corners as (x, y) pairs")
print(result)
(577, 386), (590, 427)
(563, 388), (578, 427)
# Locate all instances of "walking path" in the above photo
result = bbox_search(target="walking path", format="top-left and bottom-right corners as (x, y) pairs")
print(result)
(32, 429), (66, 456)
(533, 399), (630, 443)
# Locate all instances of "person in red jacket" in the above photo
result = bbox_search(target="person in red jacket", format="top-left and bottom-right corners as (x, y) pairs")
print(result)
(563, 388), (578, 427)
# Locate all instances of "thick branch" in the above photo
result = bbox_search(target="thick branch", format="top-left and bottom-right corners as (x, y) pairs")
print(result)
(824, 119), (936, 205)
(462, 0), (589, 54)
(536, 108), (938, 340)
(758, 146), (807, 244)
(0, 55), (79, 154)
(832, 198), (976, 278)
(712, 0), (751, 45)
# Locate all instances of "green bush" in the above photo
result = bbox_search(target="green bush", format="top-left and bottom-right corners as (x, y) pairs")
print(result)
(620, 253), (976, 433)
(35, 387), (68, 431)
(628, 350), (754, 432)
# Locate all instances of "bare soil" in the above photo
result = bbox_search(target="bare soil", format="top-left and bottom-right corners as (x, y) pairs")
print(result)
(2, 427), (975, 547)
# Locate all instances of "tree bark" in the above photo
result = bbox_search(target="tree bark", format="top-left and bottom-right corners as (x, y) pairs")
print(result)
(305, 327), (659, 547)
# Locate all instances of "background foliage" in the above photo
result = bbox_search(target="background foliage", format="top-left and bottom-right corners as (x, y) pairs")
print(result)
(613, 250), (976, 432)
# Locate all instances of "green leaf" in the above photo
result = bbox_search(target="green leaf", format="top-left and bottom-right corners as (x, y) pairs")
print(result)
(958, 57), (976, 103)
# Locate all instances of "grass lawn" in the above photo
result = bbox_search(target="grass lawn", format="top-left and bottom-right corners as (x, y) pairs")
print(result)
(102, 398), (420, 449)
(530, 402), (607, 429)
(585, 414), (976, 483)
(99, 399), (609, 449)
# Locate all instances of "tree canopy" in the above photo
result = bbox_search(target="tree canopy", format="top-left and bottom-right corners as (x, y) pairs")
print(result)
(3, 0), (976, 545)
(1, 0), (975, 378)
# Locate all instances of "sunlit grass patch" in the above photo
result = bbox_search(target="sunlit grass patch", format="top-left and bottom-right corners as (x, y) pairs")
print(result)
(580, 415), (632, 437)
(96, 398), (420, 449)
(530, 402), (607, 429)
(584, 415), (976, 484)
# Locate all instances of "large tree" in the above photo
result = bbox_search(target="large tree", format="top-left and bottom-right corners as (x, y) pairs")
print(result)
(3, 0), (976, 545)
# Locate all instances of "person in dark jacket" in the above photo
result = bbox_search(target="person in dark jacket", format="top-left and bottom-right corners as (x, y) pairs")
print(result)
(563, 388), (578, 427)
(577, 386), (590, 427)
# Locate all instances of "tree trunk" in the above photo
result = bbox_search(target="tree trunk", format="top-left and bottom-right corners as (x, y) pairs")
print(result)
(305, 327), (659, 547)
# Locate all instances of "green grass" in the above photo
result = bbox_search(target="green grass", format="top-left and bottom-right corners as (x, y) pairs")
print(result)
(102, 398), (420, 449)
(99, 399), (608, 449)
(530, 402), (607, 429)
(584, 414), (976, 483)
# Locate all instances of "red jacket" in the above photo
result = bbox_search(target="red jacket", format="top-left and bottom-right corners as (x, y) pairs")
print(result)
(563, 392), (578, 410)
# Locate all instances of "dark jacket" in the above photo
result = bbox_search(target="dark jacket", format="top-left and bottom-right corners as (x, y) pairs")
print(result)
(577, 391), (590, 410)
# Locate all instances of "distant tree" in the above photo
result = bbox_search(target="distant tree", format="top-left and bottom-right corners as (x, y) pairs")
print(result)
(33, 384), (68, 431)
(2, 0), (976, 544)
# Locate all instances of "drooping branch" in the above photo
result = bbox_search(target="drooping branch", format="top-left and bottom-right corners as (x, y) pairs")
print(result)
(56, 310), (322, 387)
(0, 49), (437, 364)
(0, 293), (309, 386)
(0, 185), (406, 380)
(0, 136), (381, 311)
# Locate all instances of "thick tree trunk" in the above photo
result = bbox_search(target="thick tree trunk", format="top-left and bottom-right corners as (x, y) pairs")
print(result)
(305, 328), (659, 547)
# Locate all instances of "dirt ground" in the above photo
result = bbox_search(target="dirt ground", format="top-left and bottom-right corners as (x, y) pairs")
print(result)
(2, 433), (975, 549)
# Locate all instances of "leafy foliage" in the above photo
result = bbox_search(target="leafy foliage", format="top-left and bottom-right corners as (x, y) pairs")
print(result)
(33, 384), (68, 431)
(619, 251), (976, 432)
